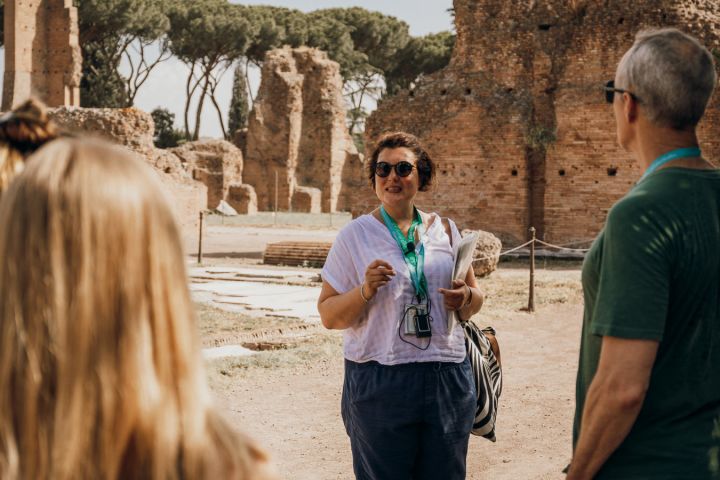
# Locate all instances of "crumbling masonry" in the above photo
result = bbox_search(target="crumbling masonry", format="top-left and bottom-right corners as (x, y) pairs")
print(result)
(2, 0), (81, 109)
(48, 107), (258, 228)
(243, 47), (363, 213)
(364, 0), (720, 246)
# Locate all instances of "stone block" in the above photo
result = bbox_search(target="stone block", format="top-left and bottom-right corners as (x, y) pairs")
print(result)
(215, 200), (239, 216)
(171, 140), (244, 209)
(292, 185), (322, 213)
(227, 183), (258, 215)
(462, 229), (502, 278)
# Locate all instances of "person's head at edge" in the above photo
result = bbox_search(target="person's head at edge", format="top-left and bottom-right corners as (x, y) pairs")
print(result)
(612, 28), (717, 156)
(366, 131), (435, 215)
(0, 138), (270, 479)
(0, 98), (58, 193)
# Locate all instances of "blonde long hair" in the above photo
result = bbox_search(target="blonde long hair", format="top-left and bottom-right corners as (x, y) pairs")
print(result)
(0, 138), (270, 479)
(0, 98), (57, 193)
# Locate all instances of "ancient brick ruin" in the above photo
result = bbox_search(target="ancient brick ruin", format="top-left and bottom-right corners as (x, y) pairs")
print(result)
(48, 108), (258, 227)
(0, 5), (359, 222)
(244, 47), (363, 213)
(8, 0), (718, 242)
(365, 0), (720, 246)
(171, 140), (246, 211)
(3, 0), (81, 110)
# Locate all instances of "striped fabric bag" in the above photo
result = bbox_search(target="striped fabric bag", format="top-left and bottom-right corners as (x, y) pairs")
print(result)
(463, 322), (502, 442)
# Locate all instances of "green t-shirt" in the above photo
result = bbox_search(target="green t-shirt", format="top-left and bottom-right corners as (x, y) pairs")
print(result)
(574, 168), (720, 479)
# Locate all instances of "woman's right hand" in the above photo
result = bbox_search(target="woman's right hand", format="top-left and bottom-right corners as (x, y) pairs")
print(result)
(363, 259), (395, 300)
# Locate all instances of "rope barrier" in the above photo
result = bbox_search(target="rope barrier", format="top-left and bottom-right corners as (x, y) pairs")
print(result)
(472, 239), (534, 263)
(550, 238), (595, 248)
(471, 237), (592, 263)
(534, 239), (590, 253)
(467, 230), (588, 313)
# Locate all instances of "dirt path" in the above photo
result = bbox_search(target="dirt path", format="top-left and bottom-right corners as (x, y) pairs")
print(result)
(210, 297), (582, 479)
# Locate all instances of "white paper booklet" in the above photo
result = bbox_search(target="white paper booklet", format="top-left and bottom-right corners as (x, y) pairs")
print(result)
(447, 231), (480, 331)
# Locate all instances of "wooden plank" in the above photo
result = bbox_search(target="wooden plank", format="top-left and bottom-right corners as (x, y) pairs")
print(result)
(263, 241), (333, 268)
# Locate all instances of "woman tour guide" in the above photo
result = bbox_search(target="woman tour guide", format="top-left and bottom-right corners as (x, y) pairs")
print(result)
(318, 132), (484, 479)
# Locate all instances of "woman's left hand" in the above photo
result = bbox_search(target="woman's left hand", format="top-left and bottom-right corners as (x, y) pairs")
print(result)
(438, 279), (471, 311)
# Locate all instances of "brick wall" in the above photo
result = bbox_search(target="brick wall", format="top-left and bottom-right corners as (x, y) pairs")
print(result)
(365, 0), (720, 246)
(2, 0), (81, 109)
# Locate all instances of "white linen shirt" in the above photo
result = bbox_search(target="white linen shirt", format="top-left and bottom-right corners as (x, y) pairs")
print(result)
(321, 212), (467, 365)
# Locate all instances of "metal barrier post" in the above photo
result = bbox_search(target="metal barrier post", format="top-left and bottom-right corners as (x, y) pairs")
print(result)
(274, 169), (279, 226)
(528, 226), (536, 312)
(197, 211), (204, 265)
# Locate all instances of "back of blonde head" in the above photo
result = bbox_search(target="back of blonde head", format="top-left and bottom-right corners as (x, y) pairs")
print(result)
(0, 138), (270, 479)
(0, 98), (57, 193)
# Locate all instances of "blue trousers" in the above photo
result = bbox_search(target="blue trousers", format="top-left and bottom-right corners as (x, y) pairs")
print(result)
(342, 357), (476, 480)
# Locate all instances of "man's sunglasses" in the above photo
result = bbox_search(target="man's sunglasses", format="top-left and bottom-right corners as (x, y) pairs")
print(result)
(604, 80), (640, 104)
(375, 161), (415, 178)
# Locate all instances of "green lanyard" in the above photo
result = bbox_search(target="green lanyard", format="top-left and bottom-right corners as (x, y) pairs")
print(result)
(640, 147), (702, 181)
(379, 206), (428, 302)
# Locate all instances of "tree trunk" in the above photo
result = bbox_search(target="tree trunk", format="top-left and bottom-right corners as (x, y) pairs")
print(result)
(209, 84), (227, 139)
(127, 40), (171, 106)
(184, 62), (196, 139)
(245, 58), (257, 108)
(184, 63), (203, 139)
(193, 72), (211, 140)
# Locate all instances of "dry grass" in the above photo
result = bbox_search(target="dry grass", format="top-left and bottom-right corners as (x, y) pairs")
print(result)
(196, 302), (310, 338)
(208, 332), (343, 379)
(478, 264), (583, 323)
(196, 302), (343, 378)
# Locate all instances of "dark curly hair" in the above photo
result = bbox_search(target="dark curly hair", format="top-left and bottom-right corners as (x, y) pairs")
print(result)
(0, 98), (58, 155)
(0, 98), (59, 193)
(367, 132), (435, 192)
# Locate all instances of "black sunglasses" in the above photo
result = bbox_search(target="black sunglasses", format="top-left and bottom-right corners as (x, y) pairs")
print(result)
(604, 80), (640, 104)
(375, 161), (415, 178)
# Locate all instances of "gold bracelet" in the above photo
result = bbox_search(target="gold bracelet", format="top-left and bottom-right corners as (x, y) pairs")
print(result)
(359, 281), (370, 303)
(463, 286), (472, 308)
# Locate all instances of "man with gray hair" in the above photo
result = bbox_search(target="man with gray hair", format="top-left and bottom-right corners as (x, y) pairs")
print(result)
(567, 28), (720, 479)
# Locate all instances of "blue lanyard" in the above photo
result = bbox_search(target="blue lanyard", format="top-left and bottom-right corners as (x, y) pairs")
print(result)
(379, 206), (428, 302)
(640, 147), (701, 181)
